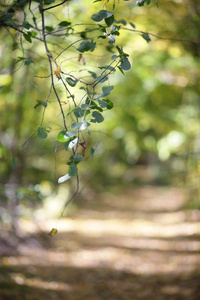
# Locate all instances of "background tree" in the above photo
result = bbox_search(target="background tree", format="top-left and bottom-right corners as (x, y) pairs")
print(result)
(0, 0), (200, 234)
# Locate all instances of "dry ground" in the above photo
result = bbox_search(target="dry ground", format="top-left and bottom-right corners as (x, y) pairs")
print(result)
(0, 186), (200, 299)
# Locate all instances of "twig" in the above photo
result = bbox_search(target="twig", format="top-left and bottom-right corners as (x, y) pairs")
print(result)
(123, 27), (200, 45)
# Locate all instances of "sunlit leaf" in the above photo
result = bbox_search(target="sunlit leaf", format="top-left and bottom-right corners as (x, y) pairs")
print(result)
(58, 174), (71, 183)
(68, 137), (78, 149)
(48, 228), (57, 237)
(57, 131), (77, 142)
(71, 121), (90, 131)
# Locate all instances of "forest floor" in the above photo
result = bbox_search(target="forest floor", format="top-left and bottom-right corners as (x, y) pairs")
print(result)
(0, 185), (200, 300)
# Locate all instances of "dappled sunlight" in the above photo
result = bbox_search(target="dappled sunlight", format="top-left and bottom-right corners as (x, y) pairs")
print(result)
(11, 273), (71, 291)
(1, 187), (200, 299)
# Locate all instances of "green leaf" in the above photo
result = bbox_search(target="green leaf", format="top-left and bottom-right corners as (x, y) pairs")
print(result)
(98, 65), (116, 72)
(91, 111), (104, 123)
(5, 20), (18, 29)
(97, 85), (114, 98)
(106, 99), (114, 110)
(48, 228), (57, 237)
(120, 57), (131, 71)
(58, 21), (71, 27)
(2, 13), (14, 21)
(90, 147), (95, 157)
(25, 59), (33, 65)
(71, 121), (90, 131)
(96, 75), (108, 83)
(12, 156), (17, 167)
(111, 55), (118, 60)
(34, 100), (47, 109)
(22, 21), (32, 30)
(136, 0), (145, 6)
(98, 100), (108, 108)
(88, 70), (97, 78)
(73, 107), (84, 118)
(105, 15), (114, 26)
(91, 10), (113, 22)
(31, 31), (38, 37)
(115, 19), (127, 25)
(117, 66), (125, 75)
(77, 41), (96, 53)
(66, 108), (74, 117)
(64, 140), (71, 150)
(66, 77), (78, 87)
(57, 130), (77, 142)
(18, 0), (29, 6)
(129, 22), (135, 29)
(70, 154), (83, 163)
(102, 85), (114, 96)
(110, 24), (120, 34)
(37, 127), (47, 139)
(141, 32), (151, 43)
(68, 163), (78, 176)
(81, 104), (92, 110)
(23, 33), (32, 43)
(45, 26), (54, 32)
(58, 173), (71, 183)
(44, 0), (55, 4)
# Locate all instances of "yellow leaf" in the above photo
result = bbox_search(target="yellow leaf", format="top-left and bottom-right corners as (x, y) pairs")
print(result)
(54, 67), (61, 75)
(48, 228), (58, 237)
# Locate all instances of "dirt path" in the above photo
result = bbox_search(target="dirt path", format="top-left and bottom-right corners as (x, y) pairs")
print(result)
(0, 186), (200, 299)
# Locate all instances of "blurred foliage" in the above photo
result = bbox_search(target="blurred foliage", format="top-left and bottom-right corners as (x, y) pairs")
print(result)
(0, 0), (200, 229)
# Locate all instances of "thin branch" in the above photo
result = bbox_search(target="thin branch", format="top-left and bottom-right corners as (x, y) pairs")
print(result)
(39, 0), (68, 131)
(5, 130), (37, 160)
(57, 175), (80, 223)
(43, 0), (69, 11)
(123, 28), (200, 45)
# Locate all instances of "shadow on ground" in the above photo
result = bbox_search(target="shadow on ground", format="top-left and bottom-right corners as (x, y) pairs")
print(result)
(0, 186), (200, 299)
